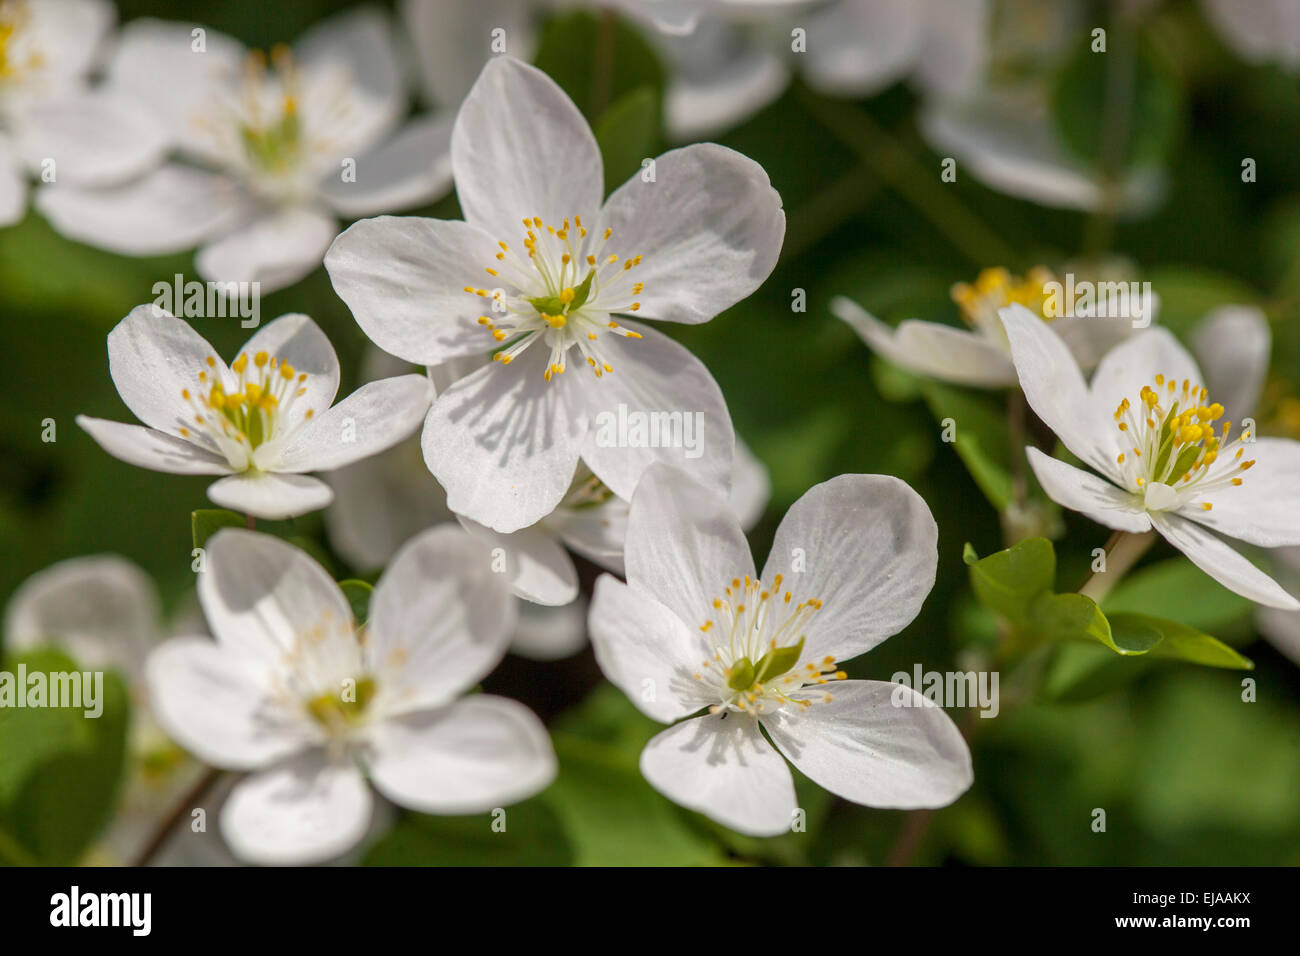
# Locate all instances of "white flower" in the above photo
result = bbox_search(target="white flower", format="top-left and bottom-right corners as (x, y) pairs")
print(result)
(1202, 0), (1300, 70)
(0, 0), (168, 224)
(3, 554), (208, 864)
(146, 526), (556, 865)
(916, 1), (1165, 213)
(37, 8), (451, 292)
(637, 0), (987, 140)
(76, 304), (431, 520)
(1001, 303), (1300, 609)
(1188, 304), (1300, 660)
(833, 265), (1147, 389)
(325, 56), (784, 534)
(588, 464), (972, 836)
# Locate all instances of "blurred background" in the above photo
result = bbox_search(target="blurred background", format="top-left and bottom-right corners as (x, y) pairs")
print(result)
(3, 0), (1300, 865)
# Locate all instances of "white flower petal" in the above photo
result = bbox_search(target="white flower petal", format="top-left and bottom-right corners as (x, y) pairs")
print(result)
(322, 438), (454, 570)
(579, 322), (734, 501)
(236, 312), (341, 431)
(146, 636), (314, 770)
(911, 0), (990, 98)
(640, 714), (796, 837)
(4, 555), (159, 674)
(1179, 437), (1300, 547)
(77, 417), (233, 475)
(919, 94), (1163, 213)
(14, 90), (170, 186)
(551, 495), (628, 576)
(831, 296), (1017, 387)
(1192, 305), (1271, 421)
(422, 348), (588, 533)
(401, 0), (537, 108)
(510, 598), (589, 661)
(366, 695), (555, 813)
(36, 164), (252, 255)
(195, 206), (338, 294)
(659, 19), (789, 139)
(1000, 303), (1118, 478)
(623, 463), (754, 631)
(802, 0), (922, 97)
(761, 473), (938, 663)
(1052, 315), (1146, 373)
(324, 215), (504, 365)
(198, 528), (354, 666)
(458, 516), (579, 606)
(294, 6), (404, 156)
(1088, 326), (1205, 423)
(1202, 0), (1300, 69)
(1025, 446), (1152, 533)
(270, 375), (431, 474)
(0, 136), (26, 226)
(597, 143), (783, 325)
(220, 752), (372, 865)
(588, 574), (712, 723)
(368, 525), (517, 713)
(451, 57), (603, 241)
(105, 18), (247, 163)
(761, 680), (973, 809)
(1151, 512), (1300, 610)
(23, 0), (116, 84)
(319, 113), (454, 217)
(206, 472), (335, 520)
(103, 304), (224, 437)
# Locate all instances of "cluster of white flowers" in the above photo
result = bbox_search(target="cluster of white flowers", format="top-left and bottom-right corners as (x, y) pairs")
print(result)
(12, 0), (1298, 868)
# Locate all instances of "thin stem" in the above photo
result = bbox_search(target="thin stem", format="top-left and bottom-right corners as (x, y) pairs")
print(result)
(245, 513), (255, 530)
(781, 162), (883, 263)
(130, 767), (223, 867)
(590, 9), (617, 119)
(1001, 390), (1029, 545)
(1081, 11), (1137, 259)
(1078, 529), (1156, 604)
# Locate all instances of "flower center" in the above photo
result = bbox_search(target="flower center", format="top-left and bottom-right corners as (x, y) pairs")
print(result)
(0, 2), (40, 84)
(951, 266), (1055, 336)
(1111, 374), (1255, 512)
(178, 350), (313, 465)
(306, 676), (376, 730)
(464, 215), (646, 382)
(235, 46), (303, 175)
(693, 573), (843, 715)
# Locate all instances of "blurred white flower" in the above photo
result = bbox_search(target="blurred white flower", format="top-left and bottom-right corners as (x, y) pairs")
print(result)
(588, 464), (971, 836)
(1001, 304), (1300, 609)
(833, 265), (1148, 389)
(0, 0), (168, 224)
(76, 305), (430, 519)
(37, 8), (450, 292)
(1202, 0), (1300, 70)
(326, 57), (783, 534)
(3, 555), (206, 864)
(146, 526), (556, 865)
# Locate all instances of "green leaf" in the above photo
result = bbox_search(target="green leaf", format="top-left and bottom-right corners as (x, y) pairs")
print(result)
(594, 86), (660, 195)
(361, 797), (573, 866)
(966, 536), (1056, 626)
(192, 508), (245, 551)
(541, 731), (731, 866)
(1029, 591), (1116, 647)
(1108, 612), (1253, 669)
(1050, 33), (1182, 171)
(338, 579), (373, 626)
(1040, 641), (1157, 703)
(0, 649), (130, 864)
